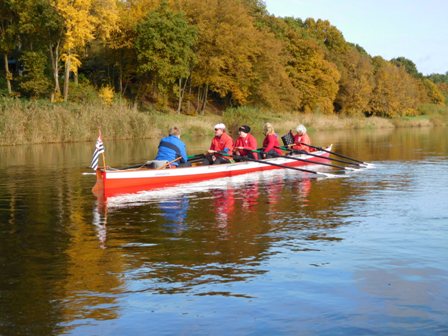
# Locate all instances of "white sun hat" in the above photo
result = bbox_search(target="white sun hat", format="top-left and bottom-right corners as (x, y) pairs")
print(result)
(214, 123), (226, 130)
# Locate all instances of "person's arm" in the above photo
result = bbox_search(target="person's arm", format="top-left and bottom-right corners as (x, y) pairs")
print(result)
(222, 134), (233, 153)
(248, 135), (259, 159)
(209, 137), (217, 153)
(180, 142), (188, 163)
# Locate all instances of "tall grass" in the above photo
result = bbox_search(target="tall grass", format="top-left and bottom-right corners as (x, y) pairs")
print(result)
(0, 98), (446, 146)
(0, 97), (218, 145)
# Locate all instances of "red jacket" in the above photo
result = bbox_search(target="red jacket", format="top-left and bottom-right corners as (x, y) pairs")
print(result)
(262, 134), (282, 155)
(210, 132), (233, 153)
(234, 134), (258, 159)
(292, 133), (311, 152)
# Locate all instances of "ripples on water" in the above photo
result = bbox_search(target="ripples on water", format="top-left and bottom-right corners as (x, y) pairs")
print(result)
(1, 132), (447, 335)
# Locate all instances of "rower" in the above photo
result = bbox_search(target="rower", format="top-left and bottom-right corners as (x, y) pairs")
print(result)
(204, 123), (234, 164)
(291, 124), (312, 154)
(233, 125), (258, 161)
(153, 126), (190, 168)
(261, 123), (283, 158)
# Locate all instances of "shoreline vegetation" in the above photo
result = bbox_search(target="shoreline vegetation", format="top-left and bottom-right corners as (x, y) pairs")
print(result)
(2, 0), (448, 146)
(1, 97), (446, 146)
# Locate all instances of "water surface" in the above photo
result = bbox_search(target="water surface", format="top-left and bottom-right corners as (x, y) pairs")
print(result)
(0, 128), (447, 335)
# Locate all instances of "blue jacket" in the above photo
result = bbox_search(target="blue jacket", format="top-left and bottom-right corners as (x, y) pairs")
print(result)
(155, 135), (188, 166)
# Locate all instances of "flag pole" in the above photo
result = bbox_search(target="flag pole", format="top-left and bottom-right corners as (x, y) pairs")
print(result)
(99, 128), (106, 169)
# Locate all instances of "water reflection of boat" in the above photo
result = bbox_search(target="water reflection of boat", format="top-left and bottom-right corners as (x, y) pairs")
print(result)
(159, 195), (189, 234)
(213, 186), (235, 229)
(92, 199), (108, 248)
(91, 147), (332, 198)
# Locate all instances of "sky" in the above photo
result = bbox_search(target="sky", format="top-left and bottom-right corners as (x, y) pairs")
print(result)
(263, 0), (448, 75)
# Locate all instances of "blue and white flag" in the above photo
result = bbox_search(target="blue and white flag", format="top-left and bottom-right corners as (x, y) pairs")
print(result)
(90, 134), (105, 170)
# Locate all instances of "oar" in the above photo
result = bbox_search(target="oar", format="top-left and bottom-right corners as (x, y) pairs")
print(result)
(226, 154), (338, 178)
(157, 156), (182, 169)
(275, 146), (363, 168)
(272, 152), (356, 172)
(187, 153), (206, 163)
(294, 142), (371, 166)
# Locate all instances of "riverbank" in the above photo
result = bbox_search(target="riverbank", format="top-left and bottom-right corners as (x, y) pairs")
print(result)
(0, 97), (446, 146)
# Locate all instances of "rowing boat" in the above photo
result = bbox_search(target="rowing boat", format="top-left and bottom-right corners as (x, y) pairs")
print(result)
(92, 146), (332, 197)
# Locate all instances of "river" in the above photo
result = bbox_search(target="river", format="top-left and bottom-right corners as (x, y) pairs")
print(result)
(0, 127), (447, 335)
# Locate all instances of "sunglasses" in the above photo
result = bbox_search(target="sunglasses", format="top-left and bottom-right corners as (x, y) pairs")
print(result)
(214, 128), (221, 131)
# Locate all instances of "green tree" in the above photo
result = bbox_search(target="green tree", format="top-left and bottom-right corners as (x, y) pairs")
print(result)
(135, 0), (197, 110)
(13, 0), (64, 99)
(390, 57), (422, 78)
(18, 51), (52, 98)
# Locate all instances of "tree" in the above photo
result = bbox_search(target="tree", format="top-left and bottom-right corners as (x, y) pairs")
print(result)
(106, 0), (158, 96)
(18, 51), (52, 98)
(14, 0), (64, 99)
(0, 0), (19, 95)
(421, 78), (445, 105)
(368, 56), (420, 117)
(51, 0), (118, 101)
(281, 18), (340, 113)
(135, 0), (197, 111)
(390, 57), (422, 78)
(182, 0), (264, 113)
(334, 46), (374, 116)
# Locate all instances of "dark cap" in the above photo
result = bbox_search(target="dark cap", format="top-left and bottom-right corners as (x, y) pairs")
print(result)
(239, 125), (251, 133)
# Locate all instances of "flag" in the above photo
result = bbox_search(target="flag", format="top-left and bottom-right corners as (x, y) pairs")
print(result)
(90, 134), (105, 170)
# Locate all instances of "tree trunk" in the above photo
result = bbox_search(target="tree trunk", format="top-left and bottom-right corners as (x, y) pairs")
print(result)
(177, 77), (189, 114)
(118, 62), (123, 94)
(49, 41), (61, 97)
(63, 56), (70, 102)
(200, 84), (209, 115)
(3, 54), (12, 95)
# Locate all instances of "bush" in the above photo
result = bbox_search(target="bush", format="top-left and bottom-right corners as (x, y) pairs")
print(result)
(17, 51), (51, 98)
(68, 78), (99, 104)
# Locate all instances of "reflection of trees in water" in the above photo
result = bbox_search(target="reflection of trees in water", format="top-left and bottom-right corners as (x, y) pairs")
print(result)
(0, 163), (125, 335)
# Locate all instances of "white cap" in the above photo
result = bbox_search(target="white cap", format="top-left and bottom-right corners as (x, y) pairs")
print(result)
(214, 123), (226, 130)
(296, 124), (307, 134)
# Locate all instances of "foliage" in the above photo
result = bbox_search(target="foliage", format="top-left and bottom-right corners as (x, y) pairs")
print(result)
(421, 79), (445, 105)
(390, 57), (422, 78)
(17, 51), (52, 98)
(0, 0), (446, 120)
(99, 85), (114, 105)
(135, 0), (197, 104)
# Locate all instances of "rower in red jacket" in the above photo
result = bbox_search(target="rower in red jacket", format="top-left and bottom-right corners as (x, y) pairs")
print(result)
(291, 124), (312, 153)
(234, 125), (258, 160)
(205, 123), (234, 164)
(262, 123), (283, 158)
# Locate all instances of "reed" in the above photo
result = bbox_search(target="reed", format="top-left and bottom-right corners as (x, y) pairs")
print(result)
(0, 98), (218, 145)
(0, 98), (446, 146)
